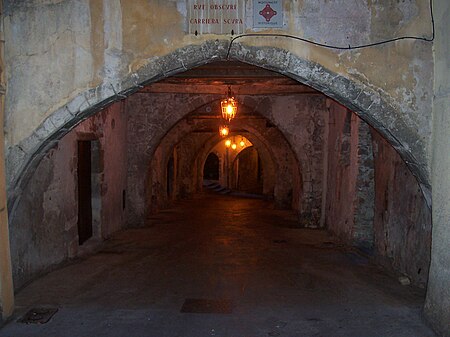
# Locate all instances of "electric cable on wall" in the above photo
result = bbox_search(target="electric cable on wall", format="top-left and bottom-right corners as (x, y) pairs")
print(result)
(226, 0), (435, 59)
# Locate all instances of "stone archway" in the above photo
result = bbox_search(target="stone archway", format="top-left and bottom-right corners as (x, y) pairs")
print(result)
(203, 153), (220, 181)
(193, 122), (301, 211)
(144, 101), (302, 224)
(230, 146), (263, 194)
(5, 42), (431, 224)
(195, 132), (277, 199)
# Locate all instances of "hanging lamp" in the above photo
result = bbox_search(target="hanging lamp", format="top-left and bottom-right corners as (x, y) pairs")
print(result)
(219, 125), (230, 137)
(220, 86), (238, 122)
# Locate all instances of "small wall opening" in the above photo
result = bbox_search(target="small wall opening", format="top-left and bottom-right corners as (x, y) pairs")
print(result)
(77, 140), (93, 245)
(167, 153), (175, 199)
(203, 152), (220, 181)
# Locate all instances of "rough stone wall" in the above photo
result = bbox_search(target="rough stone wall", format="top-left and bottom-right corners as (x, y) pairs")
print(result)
(174, 133), (212, 200)
(126, 93), (216, 226)
(325, 104), (358, 241)
(352, 121), (375, 248)
(256, 95), (327, 221)
(234, 147), (262, 193)
(10, 136), (76, 290)
(324, 102), (430, 286)
(148, 146), (166, 213)
(425, 0), (450, 334)
(9, 102), (127, 289)
(324, 101), (375, 246)
(371, 130), (431, 288)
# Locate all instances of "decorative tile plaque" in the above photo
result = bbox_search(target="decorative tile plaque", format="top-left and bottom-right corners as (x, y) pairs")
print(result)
(253, 0), (283, 28)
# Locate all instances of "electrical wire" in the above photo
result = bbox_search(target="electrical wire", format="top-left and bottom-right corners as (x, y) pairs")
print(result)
(226, 0), (435, 59)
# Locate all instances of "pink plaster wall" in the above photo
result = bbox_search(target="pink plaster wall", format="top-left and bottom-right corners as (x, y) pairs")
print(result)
(9, 102), (128, 289)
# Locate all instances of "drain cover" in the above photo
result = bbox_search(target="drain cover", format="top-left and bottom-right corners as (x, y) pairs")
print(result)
(180, 299), (233, 314)
(19, 307), (58, 324)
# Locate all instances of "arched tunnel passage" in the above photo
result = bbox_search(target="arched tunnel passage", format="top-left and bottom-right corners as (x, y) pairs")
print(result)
(195, 130), (279, 201)
(232, 146), (263, 194)
(203, 136), (264, 195)
(203, 152), (220, 181)
(2, 61), (433, 336)
(146, 98), (301, 217)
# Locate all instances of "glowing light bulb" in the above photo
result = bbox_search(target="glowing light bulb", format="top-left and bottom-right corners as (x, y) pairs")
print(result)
(227, 104), (233, 115)
(239, 140), (245, 147)
(231, 143), (237, 150)
(225, 139), (231, 147)
(219, 125), (229, 137)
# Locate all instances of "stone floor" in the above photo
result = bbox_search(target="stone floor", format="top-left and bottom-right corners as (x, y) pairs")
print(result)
(0, 194), (436, 337)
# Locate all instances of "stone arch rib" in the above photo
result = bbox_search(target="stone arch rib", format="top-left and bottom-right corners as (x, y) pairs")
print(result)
(5, 41), (431, 218)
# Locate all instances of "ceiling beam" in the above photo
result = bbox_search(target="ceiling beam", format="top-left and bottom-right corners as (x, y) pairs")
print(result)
(138, 82), (320, 95)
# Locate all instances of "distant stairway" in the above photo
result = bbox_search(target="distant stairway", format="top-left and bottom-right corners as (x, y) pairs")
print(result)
(203, 180), (267, 199)
(203, 180), (231, 195)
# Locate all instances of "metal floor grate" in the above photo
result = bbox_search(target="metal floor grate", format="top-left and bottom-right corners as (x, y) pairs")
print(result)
(18, 307), (58, 324)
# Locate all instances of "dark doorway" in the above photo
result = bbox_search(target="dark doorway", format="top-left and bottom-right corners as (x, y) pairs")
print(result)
(167, 154), (175, 198)
(77, 140), (93, 245)
(203, 152), (220, 180)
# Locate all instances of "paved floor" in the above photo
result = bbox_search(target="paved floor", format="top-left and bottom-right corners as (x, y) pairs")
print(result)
(0, 194), (436, 337)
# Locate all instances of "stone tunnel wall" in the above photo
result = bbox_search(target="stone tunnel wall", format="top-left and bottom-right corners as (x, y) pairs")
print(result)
(233, 147), (263, 194)
(324, 101), (374, 247)
(256, 95), (327, 221)
(324, 100), (431, 287)
(371, 130), (431, 287)
(125, 93), (206, 227)
(325, 103), (357, 240)
(9, 102), (127, 290)
(174, 133), (213, 200)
